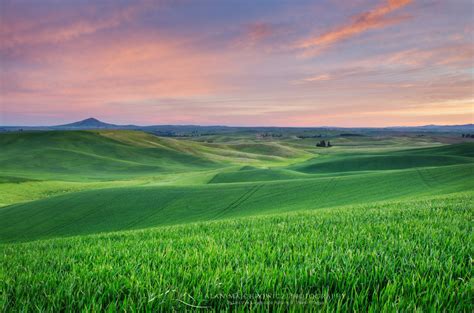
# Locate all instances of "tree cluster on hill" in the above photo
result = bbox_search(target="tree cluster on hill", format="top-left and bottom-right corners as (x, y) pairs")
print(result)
(316, 140), (332, 147)
(461, 134), (474, 138)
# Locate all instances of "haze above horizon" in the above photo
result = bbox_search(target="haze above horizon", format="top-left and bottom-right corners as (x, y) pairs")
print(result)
(2, 117), (472, 129)
(1, 0), (473, 127)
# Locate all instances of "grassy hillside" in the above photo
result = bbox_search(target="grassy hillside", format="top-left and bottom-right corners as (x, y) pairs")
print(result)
(1, 130), (473, 311)
(0, 130), (313, 206)
(0, 131), (219, 181)
(98, 130), (311, 165)
(209, 167), (310, 183)
(211, 143), (474, 182)
(1, 133), (472, 242)
(2, 193), (471, 311)
(1, 163), (472, 242)
(292, 143), (473, 174)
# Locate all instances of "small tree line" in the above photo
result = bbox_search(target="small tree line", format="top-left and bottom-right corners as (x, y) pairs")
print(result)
(461, 134), (474, 138)
(316, 140), (332, 147)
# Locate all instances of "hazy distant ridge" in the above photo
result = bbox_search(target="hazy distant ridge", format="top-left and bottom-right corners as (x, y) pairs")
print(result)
(1, 117), (473, 133)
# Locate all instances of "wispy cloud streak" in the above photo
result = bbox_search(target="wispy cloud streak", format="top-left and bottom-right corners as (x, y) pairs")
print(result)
(1, 0), (472, 127)
(297, 0), (413, 55)
(0, 1), (152, 49)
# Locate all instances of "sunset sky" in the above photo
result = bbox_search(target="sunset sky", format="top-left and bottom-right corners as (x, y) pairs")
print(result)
(1, 0), (472, 127)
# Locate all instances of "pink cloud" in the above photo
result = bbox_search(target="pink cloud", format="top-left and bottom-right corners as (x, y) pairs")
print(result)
(0, 1), (153, 49)
(297, 0), (413, 55)
(1, 0), (472, 127)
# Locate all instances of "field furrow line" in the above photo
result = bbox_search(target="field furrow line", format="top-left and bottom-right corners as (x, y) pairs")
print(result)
(214, 184), (264, 219)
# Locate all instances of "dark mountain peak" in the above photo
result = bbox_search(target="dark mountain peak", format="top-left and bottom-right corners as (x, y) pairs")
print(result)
(56, 117), (117, 128)
(82, 117), (101, 124)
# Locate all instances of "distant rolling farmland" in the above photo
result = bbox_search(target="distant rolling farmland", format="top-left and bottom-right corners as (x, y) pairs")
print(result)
(1, 130), (472, 311)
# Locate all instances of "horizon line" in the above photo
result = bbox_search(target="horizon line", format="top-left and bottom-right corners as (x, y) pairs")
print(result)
(1, 117), (472, 129)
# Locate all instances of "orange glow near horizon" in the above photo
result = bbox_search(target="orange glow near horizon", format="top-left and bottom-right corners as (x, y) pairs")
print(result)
(0, 0), (472, 127)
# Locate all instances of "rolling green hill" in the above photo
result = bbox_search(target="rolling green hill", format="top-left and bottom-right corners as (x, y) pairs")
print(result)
(209, 167), (310, 183)
(0, 130), (313, 181)
(210, 143), (474, 182)
(292, 143), (474, 174)
(0, 130), (313, 206)
(0, 131), (219, 180)
(1, 163), (472, 242)
(1, 130), (473, 311)
(294, 154), (472, 174)
(2, 193), (471, 311)
(0, 132), (473, 243)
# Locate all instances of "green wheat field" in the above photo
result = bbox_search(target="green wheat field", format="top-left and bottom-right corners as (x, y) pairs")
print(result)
(1, 130), (472, 311)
